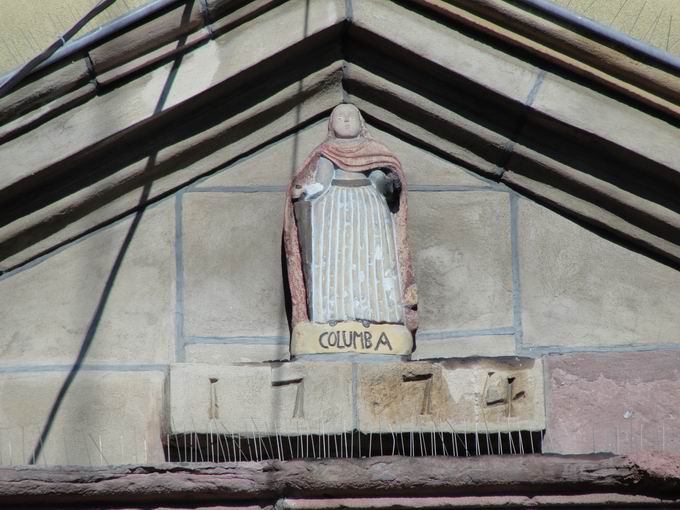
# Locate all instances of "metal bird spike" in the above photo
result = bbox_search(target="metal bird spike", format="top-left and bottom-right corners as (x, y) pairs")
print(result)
(224, 431), (231, 462)
(320, 420), (325, 459)
(463, 420), (469, 457)
(278, 424), (285, 460)
(208, 421), (214, 462)
(350, 426), (353, 459)
(266, 425), (275, 460)
(296, 421), (301, 459)
(446, 420), (457, 457)
(399, 421), (405, 456)
(341, 419), (346, 459)
(485, 425), (492, 455)
(333, 430), (339, 459)
(232, 432), (240, 462)
(213, 429), (222, 461)
(311, 426), (316, 459)
(388, 421), (396, 456)
(287, 427), (293, 461)
(439, 428), (448, 456)
(248, 421), (257, 460)
(274, 422), (282, 460)
(507, 416), (515, 454)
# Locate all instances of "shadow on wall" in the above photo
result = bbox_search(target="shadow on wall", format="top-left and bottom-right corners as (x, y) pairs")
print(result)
(28, 1), (198, 465)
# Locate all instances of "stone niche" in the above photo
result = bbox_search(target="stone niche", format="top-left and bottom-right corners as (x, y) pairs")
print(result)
(165, 358), (545, 440)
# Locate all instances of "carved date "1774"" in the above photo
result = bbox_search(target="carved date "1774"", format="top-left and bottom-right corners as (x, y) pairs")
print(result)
(319, 330), (393, 352)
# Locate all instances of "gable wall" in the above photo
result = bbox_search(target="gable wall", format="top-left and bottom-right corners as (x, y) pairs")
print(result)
(1, 118), (679, 464)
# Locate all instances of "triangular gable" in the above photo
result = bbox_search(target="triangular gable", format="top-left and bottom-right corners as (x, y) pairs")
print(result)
(0, 0), (678, 274)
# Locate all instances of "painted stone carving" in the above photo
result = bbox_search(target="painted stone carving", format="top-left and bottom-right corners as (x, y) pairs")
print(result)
(284, 104), (417, 355)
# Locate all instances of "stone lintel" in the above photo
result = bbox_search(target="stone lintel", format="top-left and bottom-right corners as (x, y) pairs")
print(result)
(167, 358), (545, 436)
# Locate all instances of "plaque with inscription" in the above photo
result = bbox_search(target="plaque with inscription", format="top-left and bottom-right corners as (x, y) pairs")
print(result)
(284, 104), (417, 356)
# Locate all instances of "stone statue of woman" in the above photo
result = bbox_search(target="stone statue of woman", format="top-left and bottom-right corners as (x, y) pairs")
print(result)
(284, 104), (417, 355)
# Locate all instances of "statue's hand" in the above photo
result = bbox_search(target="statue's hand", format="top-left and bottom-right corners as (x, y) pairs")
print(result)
(292, 184), (304, 200)
(370, 170), (401, 200)
(292, 181), (328, 201)
(403, 284), (417, 307)
(303, 182), (325, 199)
(369, 170), (388, 194)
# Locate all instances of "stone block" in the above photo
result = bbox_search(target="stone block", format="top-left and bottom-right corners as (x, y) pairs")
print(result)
(167, 362), (353, 435)
(409, 191), (514, 333)
(518, 198), (680, 347)
(356, 358), (545, 433)
(0, 370), (165, 465)
(0, 200), (175, 365)
(182, 192), (288, 339)
(412, 335), (516, 360)
(544, 351), (680, 454)
(185, 343), (290, 363)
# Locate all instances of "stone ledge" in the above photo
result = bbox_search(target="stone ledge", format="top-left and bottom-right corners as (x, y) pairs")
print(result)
(4, 0), (677, 137)
(0, 60), (91, 127)
(89, 2), (205, 75)
(411, 0), (680, 118)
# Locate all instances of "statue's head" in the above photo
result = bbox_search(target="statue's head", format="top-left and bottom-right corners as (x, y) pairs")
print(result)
(329, 103), (364, 139)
